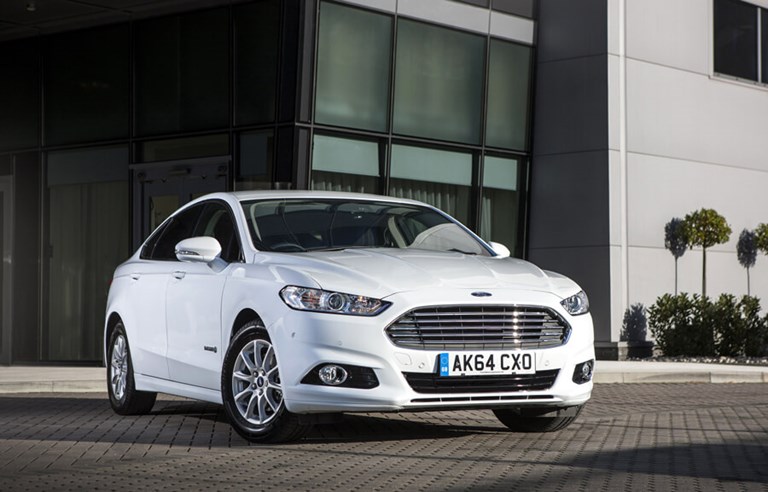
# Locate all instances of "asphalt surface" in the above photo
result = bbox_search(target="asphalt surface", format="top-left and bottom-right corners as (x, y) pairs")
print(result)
(0, 384), (766, 491)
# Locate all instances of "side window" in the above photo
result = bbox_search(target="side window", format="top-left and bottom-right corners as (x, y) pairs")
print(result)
(195, 202), (243, 263)
(147, 204), (205, 261)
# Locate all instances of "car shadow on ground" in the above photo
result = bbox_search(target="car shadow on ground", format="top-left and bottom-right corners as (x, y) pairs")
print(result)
(0, 395), (499, 446)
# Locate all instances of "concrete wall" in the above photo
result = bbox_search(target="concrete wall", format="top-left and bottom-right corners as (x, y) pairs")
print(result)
(531, 0), (768, 356)
(623, 0), (768, 310)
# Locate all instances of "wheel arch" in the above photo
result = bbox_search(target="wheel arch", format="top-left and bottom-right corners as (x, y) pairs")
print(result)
(104, 312), (123, 365)
(230, 308), (264, 340)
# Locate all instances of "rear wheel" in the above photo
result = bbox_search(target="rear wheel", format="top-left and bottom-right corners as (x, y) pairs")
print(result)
(107, 323), (157, 415)
(493, 404), (584, 433)
(221, 321), (309, 443)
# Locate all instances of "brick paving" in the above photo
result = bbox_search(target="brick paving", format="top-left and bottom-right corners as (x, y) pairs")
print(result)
(0, 384), (766, 491)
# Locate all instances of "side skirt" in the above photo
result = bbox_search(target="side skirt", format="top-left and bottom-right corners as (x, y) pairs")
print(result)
(134, 373), (223, 405)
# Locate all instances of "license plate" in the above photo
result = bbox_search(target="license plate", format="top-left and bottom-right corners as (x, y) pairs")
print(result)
(439, 351), (536, 376)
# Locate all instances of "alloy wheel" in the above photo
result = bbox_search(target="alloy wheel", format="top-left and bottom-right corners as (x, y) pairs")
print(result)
(231, 339), (284, 425)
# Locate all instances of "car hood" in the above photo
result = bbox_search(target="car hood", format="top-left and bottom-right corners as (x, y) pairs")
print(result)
(258, 248), (577, 299)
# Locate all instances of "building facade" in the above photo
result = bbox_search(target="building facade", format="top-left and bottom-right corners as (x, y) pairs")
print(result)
(0, 0), (536, 364)
(1, 0), (766, 365)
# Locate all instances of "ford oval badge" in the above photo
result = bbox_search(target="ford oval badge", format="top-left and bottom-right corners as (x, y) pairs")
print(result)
(471, 291), (492, 297)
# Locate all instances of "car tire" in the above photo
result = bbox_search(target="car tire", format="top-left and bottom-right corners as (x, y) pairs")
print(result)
(221, 321), (310, 443)
(493, 404), (584, 433)
(107, 322), (157, 415)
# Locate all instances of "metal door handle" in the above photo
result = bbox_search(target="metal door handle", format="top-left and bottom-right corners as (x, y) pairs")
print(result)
(172, 271), (186, 279)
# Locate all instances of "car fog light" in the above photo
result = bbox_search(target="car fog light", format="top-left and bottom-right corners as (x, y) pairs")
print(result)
(318, 365), (348, 386)
(572, 359), (594, 384)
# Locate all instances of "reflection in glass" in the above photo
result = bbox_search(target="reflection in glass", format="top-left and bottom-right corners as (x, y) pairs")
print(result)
(236, 132), (274, 191)
(44, 24), (129, 145)
(713, 0), (757, 81)
(135, 8), (229, 135)
(0, 40), (39, 151)
(47, 147), (129, 361)
(235, 0), (280, 125)
(480, 156), (520, 256)
(315, 2), (392, 131)
(389, 144), (472, 224)
(486, 40), (532, 151)
(311, 134), (380, 193)
(393, 19), (484, 144)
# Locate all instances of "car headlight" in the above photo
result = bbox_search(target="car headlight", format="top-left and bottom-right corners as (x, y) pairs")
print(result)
(561, 290), (589, 315)
(279, 286), (391, 316)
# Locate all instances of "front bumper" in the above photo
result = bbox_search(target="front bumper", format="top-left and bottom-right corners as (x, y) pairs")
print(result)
(268, 288), (595, 414)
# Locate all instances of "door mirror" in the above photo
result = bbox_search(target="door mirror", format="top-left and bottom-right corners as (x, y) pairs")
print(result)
(175, 237), (222, 263)
(489, 241), (511, 259)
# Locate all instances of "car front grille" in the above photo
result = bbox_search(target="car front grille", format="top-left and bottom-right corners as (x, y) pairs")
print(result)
(386, 305), (571, 350)
(403, 369), (560, 394)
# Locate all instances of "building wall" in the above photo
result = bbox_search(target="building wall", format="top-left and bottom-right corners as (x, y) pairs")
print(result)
(532, 0), (768, 355)
(623, 0), (768, 312)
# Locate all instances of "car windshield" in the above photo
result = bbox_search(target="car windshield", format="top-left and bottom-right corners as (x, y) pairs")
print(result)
(240, 198), (491, 256)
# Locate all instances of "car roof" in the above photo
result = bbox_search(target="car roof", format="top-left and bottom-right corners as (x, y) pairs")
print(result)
(193, 190), (430, 208)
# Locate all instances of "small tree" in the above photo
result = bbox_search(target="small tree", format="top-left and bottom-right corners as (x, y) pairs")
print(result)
(756, 223), (768, 254)
(682, 208), (731, 297)
(664, 218), (687, 294)
(737, 229), (757, 295)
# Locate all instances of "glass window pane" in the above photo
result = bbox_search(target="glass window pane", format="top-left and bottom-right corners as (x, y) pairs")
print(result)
(236, 131), (274, 190)
(135, 8), (229, 136)
(393, 20), (485, 144)
(389, 144), (472, 224)
(0, 40), (39, 151)
(47, 146), (129, 361)
(762, 8), (768, 82)
(235, 0), (280, 125)
(311, 134), (380, 193)
(315, 2), (392, 132)
(44, 24), (129, 146)
(492, 0), (536, 19)
(136, 134), (229, 163)
(714, 0), (757, 81)
(487, 40), (532, 151)
(480, 156), (521, 256)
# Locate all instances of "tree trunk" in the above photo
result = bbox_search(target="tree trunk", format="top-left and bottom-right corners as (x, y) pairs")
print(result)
(747, 267), (751, 296)
(674, 259), (678, 295)
(702, 247), (707, 297)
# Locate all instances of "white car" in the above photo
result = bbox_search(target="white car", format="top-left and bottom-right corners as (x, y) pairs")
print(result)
(105, 191), (594, 442)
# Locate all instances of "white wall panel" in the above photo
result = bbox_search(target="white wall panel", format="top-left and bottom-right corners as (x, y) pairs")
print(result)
(627, 152), (768, 250)
(626, 0), (709, 75)
(627, 59), (768, 172)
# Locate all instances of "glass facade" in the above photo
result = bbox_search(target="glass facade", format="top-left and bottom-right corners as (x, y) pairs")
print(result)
(311, 1), (533, 256)
(0, 0), (535, 364)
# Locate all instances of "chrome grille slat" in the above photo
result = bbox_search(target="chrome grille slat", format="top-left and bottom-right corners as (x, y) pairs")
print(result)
(386, 305), (571, 350)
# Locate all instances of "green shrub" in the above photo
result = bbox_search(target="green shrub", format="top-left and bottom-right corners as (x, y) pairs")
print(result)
(649, 293), (768, 357)
(713, 294), (744, 357)
(742, 296), (768, 357)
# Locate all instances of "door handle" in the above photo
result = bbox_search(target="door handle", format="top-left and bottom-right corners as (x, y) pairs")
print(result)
(130, 273), (140, 281)
(172, 271), (186, 280)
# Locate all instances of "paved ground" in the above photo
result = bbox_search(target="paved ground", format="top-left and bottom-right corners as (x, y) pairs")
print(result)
(0, 384), (766, 491)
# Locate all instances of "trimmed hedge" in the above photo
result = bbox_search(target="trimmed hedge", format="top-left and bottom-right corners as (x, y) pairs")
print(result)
(648, 294), (768, 357)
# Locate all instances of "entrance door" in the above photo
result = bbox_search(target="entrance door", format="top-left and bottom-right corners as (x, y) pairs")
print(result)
(132, 158), (229, 248)
(0, 177), (11, 365)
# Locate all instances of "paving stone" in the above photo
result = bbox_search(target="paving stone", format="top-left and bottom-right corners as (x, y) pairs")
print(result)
(0, 385), (766, 490)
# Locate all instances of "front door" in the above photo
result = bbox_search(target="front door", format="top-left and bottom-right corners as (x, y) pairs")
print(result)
(132, 158), (229, 248)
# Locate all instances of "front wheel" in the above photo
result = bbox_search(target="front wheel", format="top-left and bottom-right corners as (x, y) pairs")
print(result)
(221, 321), (310, 443)
(107, 323), (157, 415)
(493, 404), (585, 433)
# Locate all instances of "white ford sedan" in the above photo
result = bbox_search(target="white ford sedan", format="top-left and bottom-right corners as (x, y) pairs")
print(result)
(105, 191), (594, 442)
